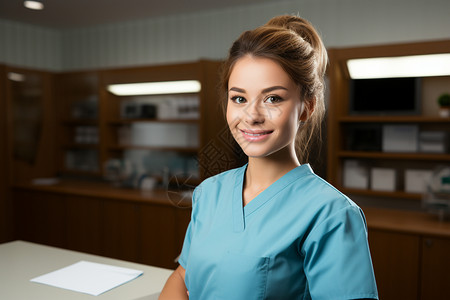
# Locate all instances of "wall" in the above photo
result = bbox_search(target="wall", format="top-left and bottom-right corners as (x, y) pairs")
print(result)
(0, 0), (449, 71)
(0, 19), (61, 70)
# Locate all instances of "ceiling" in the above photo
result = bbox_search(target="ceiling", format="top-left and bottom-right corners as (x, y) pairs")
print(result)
(0, 0), (275, 29)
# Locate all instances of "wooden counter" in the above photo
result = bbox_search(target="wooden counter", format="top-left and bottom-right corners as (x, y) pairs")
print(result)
(363, 206), (450, 238)
(12, 180), (192, 270)
(14, 180), (450, 237)
(13, 179), (191, 207)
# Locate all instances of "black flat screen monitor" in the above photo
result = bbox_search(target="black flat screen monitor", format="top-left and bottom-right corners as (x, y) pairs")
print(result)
(349, 77), (421, 115)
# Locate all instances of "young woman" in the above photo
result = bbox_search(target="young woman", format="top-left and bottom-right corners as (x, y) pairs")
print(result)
(160, 15), (378, 300)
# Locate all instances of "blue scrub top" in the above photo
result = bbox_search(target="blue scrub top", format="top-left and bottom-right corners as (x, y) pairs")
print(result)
(179, 164), (378, 300)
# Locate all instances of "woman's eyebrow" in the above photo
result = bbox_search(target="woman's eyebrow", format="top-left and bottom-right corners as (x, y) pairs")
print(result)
(229, 87), (245, 93)
(229, 86), (287, 94)
(261, 86), (288, 93)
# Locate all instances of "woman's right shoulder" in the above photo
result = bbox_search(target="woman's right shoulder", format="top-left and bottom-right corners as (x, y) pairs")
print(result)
(192, 165), (245, 205)
(198, 165), (245, 188)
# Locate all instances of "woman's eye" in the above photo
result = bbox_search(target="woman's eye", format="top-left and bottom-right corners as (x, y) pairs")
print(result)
(231, 96), (246, 104)
(265, 95), (283, 104)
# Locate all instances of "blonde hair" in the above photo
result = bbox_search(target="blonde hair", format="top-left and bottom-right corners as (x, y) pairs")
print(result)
(220, 15), (328, 163)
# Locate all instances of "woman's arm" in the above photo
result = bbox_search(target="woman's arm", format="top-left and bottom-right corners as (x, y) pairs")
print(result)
(158, 265), (188, 299)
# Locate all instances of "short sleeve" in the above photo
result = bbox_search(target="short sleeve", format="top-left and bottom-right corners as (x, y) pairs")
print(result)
(177, 187), (199, 269)
(302, 206), (378, 300)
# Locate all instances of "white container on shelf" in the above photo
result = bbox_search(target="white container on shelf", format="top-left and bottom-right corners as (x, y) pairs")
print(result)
(405, 169), (433, 193)
(130, 123), (198, 148)
(371, 168), (396, 191)
(382, 125), (419, 152)
(343, 160), (369, 189)
(418, 131), (448, 153)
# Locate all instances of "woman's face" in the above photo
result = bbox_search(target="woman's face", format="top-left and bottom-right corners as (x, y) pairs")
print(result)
(226, 56), (304, 159)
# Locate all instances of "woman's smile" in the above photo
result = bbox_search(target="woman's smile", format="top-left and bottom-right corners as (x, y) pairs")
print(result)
(240, 128), (274, 142)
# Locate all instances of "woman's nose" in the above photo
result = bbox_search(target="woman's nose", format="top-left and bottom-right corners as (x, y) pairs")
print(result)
(244, 100), (265, 124)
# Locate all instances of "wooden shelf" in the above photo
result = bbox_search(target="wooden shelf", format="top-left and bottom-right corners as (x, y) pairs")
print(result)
(60, 168), (102, 177)
(99, 60), (231, 180)
(62, 119), (98, 126)
(338, 151), (450, 161)
(108, 118), (198, 125)
(327, 41), (450, 206)
(114, 92), (200, 100)
(340, 187), (422, 200)
(62, 143), (99, 149)
(338, 115), (450, 123)
(108, 145), (199, 153)
(54, 61), (230, 181)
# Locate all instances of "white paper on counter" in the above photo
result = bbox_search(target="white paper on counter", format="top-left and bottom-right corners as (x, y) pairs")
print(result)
(30, 260), (144, 296)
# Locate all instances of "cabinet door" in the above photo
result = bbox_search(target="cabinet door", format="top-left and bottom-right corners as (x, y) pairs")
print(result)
(140, 204), (177, 269)
(421, 236), (450, 300)
(175, 207), (191, 255)
(13, 189), (66, 248)
(102, 200), (139, 262)
(368, 229), (420, 300)
(66, 195), (102, 255)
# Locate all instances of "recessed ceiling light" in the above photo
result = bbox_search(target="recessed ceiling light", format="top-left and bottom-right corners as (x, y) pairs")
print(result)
(24, 0), (44, 10)
(7, 72), (26, 82)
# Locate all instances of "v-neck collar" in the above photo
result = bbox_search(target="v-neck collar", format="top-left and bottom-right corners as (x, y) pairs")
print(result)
(232, 163), (313, 232)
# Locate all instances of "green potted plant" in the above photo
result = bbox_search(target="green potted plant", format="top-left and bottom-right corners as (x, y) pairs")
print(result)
(437, 93), (450, 117)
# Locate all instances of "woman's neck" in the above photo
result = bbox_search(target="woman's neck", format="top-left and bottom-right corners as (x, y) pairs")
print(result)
(243, 150), (300, 206)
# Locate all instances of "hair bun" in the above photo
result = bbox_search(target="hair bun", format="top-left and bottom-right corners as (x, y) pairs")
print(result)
(267, 15), (315, 46)
(266, 15), (327, 74)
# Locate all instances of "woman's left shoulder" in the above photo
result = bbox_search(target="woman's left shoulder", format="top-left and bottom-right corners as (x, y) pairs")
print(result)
(293, 165), (361, 212)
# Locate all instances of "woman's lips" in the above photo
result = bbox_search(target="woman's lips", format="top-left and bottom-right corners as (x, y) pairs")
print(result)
(240, 129), (273, 142)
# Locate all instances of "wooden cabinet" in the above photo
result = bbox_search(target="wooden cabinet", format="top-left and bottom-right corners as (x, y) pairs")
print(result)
(12, 185), (191, 269)
(365, 207), (450, 300)
(55, 71), (101, 176)
(368, 229), (420, 300)
(65, 195), (102, 255)
(98, 60), (232, 183)
(369, 229), (450, 300)
(327, 40), (450, 201)
(13, 189), (66, 248)
(140, 204), (177, 267)
(421, 236), (450, 299)
(4, 66), (57, 184)
(2, 60), (235, 184)
(52, 60), (235, 184)
(102, 200), (140, 262)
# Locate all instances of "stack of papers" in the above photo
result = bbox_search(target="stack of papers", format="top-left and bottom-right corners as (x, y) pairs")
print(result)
(30, 261), (144, 296)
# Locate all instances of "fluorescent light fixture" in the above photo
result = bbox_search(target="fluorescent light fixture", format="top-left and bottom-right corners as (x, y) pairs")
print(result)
(7, 72), (26, 82)
(24, 0), (44, 10)
(107, 80), (201, 96)
(347, 53), (450, 79)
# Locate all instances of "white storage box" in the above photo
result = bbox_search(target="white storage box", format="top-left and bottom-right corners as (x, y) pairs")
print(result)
(418, 131), (448, 153)
(371, 168), (396, 191)
(343, 160), (369, 189)
(405, 169), (433, 194)
(382, 125), (418, 152)
(130, 123), (198, 148)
